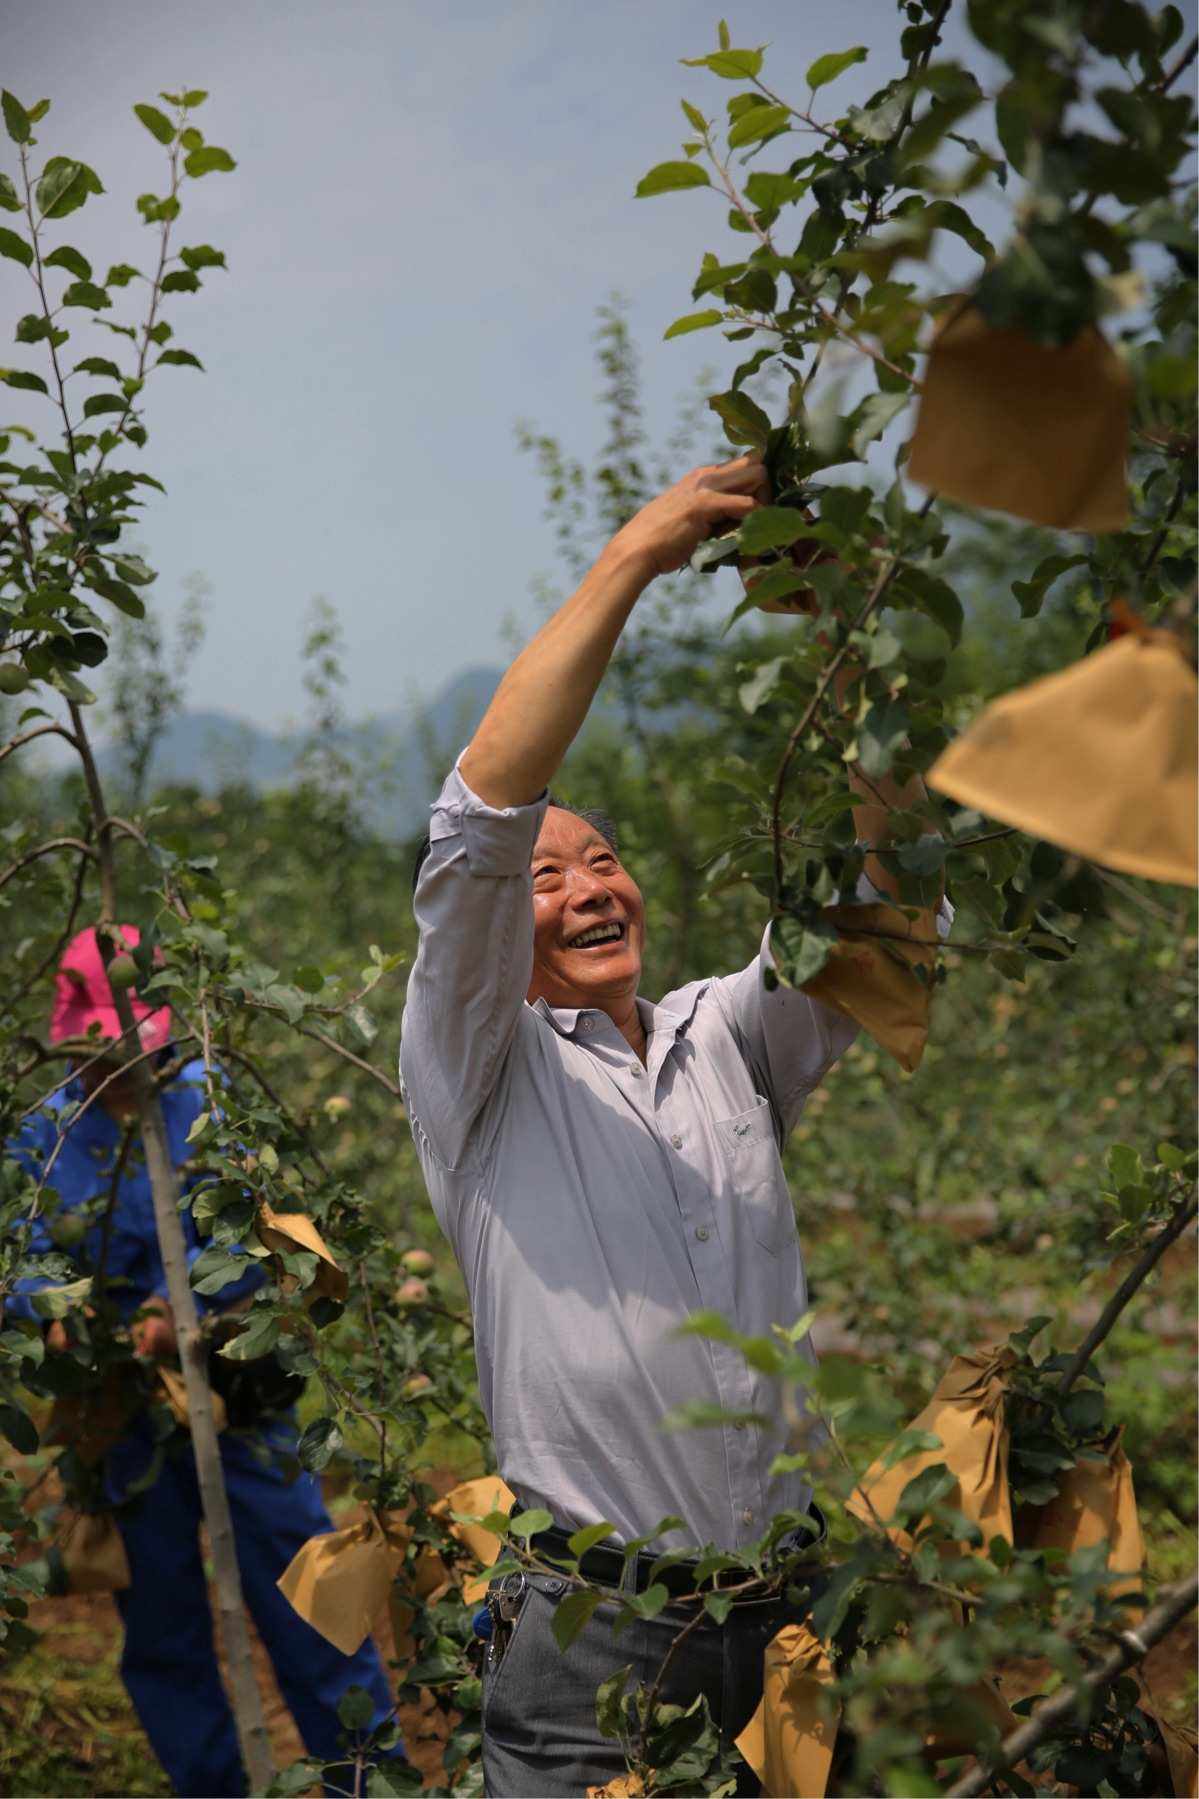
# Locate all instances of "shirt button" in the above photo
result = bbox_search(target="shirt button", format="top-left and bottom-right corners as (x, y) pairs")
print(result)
(630, 1066), (643, 1078)
(741, 1508), (754, 1525)
(670, 1134), (683, 1149)
(695, 1226), (710, 1242)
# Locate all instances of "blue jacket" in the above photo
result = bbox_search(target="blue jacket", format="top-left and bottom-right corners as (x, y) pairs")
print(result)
(6, 1055), (261, 1321)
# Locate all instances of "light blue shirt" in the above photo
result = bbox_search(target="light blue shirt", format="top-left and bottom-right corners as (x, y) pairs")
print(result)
(401, 762), (902, 1550)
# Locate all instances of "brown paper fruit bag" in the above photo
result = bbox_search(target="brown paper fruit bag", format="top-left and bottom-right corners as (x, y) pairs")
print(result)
(735, 1621), (839, 1799)
(907, 301), (1131, 531)
(277, 1508), (410, 1656)
(849, 1345), (1015, 1547)
(801, 902), (940, 1073)
(257, 1203), (348, 1305)
(929, 630), (1198, 887)
(1021, 1426), (1144, 1604)
(431, 1475), (515, 1605)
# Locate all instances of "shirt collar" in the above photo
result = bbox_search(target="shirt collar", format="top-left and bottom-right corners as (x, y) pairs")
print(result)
(531, 986), (705, 1042)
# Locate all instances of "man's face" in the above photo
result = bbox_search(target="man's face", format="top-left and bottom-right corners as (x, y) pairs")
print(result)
(526, 807), (645, 1013)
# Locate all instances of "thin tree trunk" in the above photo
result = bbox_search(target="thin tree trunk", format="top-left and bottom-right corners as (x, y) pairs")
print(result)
(69, 704), (274, 1794)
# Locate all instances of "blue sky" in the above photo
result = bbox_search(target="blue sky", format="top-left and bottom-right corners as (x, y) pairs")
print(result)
(10, 1), (995, 729)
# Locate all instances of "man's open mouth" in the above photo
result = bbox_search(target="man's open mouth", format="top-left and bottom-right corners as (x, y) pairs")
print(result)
(567, 921), (626, 950)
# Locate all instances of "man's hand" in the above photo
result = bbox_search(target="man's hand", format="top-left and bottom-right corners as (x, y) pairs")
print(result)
(131, 1297), (177, 1359)
(612, 454), (768, 578)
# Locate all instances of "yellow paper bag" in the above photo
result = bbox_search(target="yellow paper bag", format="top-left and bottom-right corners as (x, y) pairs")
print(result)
(1026, 1428), (1144, 1602)
(586, 1777), (645, 1798)
(929, 630), (1198, 888)
(923, 1677), (1020, 1759)
(735, 1621), (839, 1799)
(56, 1507), (131, 1594)
(257, 1203), (349, 1305)
(907, 301), (1131, 531)
(849, 1346), (1014, 1546)
(1153, 1716), (1199, 1798)
(157, 1364), (228, 1436)
(801, 903), (939, 1072)
(277, 1509), (410, 1655)
(431, 1475), (515, 1606)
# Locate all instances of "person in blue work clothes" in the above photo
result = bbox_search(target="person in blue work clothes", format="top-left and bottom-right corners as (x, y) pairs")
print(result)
(5, 926), (398, 1798)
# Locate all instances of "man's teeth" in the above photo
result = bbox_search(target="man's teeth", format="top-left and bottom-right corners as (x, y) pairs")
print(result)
(571, 923), (623, 948)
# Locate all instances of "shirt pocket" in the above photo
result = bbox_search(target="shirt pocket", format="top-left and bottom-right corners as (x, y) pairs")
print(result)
(716, 1096), (790, 1256)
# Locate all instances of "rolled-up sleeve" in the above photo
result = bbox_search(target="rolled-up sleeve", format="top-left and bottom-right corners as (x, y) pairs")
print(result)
(400, 758), (548, 1171)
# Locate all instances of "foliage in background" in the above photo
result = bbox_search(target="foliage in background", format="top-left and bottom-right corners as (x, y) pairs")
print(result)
(0, 0), (1196, 1791)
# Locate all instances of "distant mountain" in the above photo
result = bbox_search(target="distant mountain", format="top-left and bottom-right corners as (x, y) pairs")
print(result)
(83, 665), (504, 838)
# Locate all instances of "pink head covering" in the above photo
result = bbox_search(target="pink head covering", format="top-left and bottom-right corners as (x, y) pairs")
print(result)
(50, 925), (172, 1054)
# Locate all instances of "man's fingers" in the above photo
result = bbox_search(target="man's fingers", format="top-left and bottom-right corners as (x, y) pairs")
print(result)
(701, 455), (767, 493)
(697, 488), (758, 521)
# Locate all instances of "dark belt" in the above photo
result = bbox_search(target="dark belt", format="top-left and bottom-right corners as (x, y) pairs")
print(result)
(525, 1503), (827, 1602)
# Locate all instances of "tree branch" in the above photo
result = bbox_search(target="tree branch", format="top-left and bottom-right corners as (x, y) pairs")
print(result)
(1058, 1195), (1198, 1395)
(948, 1573), (1199, 1796)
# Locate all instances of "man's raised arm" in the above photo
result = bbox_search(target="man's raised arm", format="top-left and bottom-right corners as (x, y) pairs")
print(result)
(460, 456), (766, 807)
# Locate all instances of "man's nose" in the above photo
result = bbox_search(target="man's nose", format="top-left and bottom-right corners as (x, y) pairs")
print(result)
(564, 866), (610, 904)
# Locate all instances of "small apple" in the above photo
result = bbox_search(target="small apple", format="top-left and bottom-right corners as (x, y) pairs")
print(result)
(107, 954), (138, 992)
(403, 1373), (433, 1399)
(395, 1277), (429, 1307)
(49, 1212), (88, 1249)
(0, 663), (29, 695)
(400, 1248), (434, 1276)
(324, 1095), (352, 1119)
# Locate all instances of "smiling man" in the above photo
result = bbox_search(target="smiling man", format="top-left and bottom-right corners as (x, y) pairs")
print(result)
(400, 455), (933, 1796)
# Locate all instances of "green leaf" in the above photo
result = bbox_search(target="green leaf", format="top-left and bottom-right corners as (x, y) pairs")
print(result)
(738, 505), (811, 555)
(772, 913), (833, 987)
(1010, 553), (1087, 620)
(551, 1588), (602, 1652)
(739, 655), (786, 715)
(297, 1415), (343, 1472)
(29, 1277), (93, 1320)
(895, 1461), (957, 1523)
(663, 308), (723, 340)
(0, 1403), (39, 1454)
(728, 103), (790, 149)
(179, 243), (226, 271)
(0, 172), (21, 211)
(1, 368), (49, 395)
(806, 46), (868, 90)
(61, 280), (111, 311)
(161, 269), (200, 294)
(595, 1663), (632, 1739)
(336, 1684), (375, 1731)
(740, 562), (813, 609)
(880, 1428), (943, 1472)
(850, 389), (908, 456)
(708, 388), (771, 448)
(37, 157), (103, 220)
(133, 103), (175, 145)
(218, 1310), (281, 1362)
(35, 159), (82, 216)
(681, 99), (708, 133)
(635, 160), (711, 197)
(704, 1591), (733, 1624)
(157, 348), (205, 370)
(181, 89), (209, 108)
(82, 393), (128, 419)
(2, 91), (31, 145)
(567, 1521), (617, 1556)
(895, 566), (963, 646)
(105, 263), (140, 287)
(858, 699), (909, 778)
(74, 356), (122, 379)
(0, 227), (33, 269)
(15, 313), (52, 344)
(509, 1507), (553, 1539)
(682, 48), (765, 79)
(44, 244), (92, 281)
(183, 145), (237, 177)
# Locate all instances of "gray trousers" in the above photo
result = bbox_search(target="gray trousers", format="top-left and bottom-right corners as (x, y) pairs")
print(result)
(481, 1570), (828, 1798)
